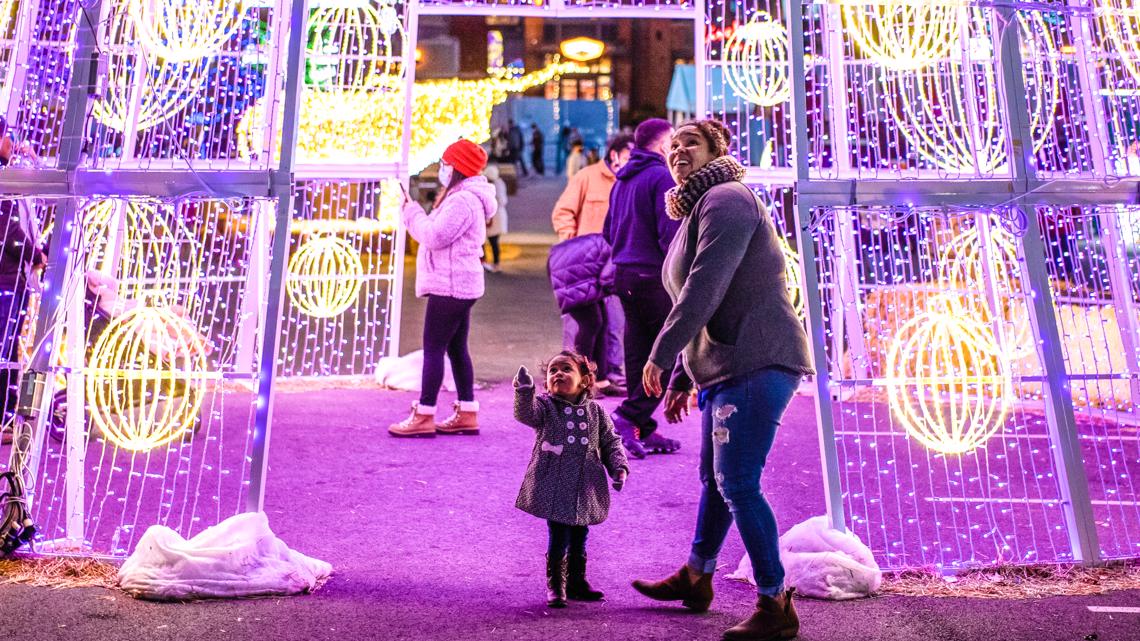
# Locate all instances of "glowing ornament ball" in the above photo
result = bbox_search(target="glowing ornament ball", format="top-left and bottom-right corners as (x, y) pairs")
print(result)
(723, 11), (791, 108)
(91, 8), (209, 132)
(287, 235), (364, 318)
(879, 10), (1060, 174)
(86, 306), (211, 452)
(307, 0), (406, 110)
(128, 0), (245, 63)
(841, 0), (964, 71)
(938, 223), (1033, 358)
(885, 307), (1013, 455)
(81, 199), (201, 304)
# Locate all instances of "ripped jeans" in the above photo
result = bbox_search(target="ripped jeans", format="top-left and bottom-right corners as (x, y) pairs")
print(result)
(687, 367), (802, 597)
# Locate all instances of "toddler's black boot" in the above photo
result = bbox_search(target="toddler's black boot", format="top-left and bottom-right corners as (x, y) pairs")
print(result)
(566, 553), (604, 601)
(546, 554), (567, 608)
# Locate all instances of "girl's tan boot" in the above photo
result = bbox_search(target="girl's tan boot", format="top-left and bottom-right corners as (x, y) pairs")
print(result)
(388, 403), (437, 438)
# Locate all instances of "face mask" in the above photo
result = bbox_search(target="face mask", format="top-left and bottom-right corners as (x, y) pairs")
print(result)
(438, 162), (453, 187)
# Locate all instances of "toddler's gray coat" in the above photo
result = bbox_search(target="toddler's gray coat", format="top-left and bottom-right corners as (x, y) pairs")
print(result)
(514, 383), (629, 526)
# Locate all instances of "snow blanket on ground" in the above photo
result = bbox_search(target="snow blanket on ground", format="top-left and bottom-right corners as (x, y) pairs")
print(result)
(726, 515), (881, 600)
(118, 512), (332, 601)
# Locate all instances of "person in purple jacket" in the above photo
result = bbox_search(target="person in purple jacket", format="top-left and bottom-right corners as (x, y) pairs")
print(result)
(601, 118), (683, 459)
(389, 139), (497, 438)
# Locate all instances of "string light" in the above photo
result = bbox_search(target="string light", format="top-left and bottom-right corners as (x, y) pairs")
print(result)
(841, 0), (965, 71)
(81, 199), (202, 304)
(0, 0), (15, 40)
(881, 11), (1059, 173)
(885, 307), (1013, 455)
(235, 61), (584, 171)
(307, 0), (406, 116)
(938, 223), (1033, 359)
(91, 10), (210, 131)
(86, 306), (212, 452)
(128, 0), (245, 62)
(1097, 0), (1140, 85)
(286, 235), (364, 318)
(780, 237), (803, 319)
(723, 11), (790, 107)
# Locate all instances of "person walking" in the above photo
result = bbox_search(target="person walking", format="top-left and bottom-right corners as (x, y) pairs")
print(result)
(551, 132), (635, 392)
(530, 124), (546, 176)
(389, 139), (496, 438)
(565, 142), (586, 178)
(631, 119), (813, 641)
(483, 164), (508, 273)
(508, 120), (528, 178)
(602, 118), (682, 459)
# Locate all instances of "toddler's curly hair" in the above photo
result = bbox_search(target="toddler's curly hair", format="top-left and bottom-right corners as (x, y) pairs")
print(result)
(540, 350), (597, 397)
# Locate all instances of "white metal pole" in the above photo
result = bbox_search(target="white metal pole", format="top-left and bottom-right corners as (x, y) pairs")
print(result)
(390, 0), (420, 358)
(788, 0), (846, 532)
(993, 5), (1100, 564)
(247, 0), (310, 513)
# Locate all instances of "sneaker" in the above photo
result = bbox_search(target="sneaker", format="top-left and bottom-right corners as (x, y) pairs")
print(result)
(641, 431), (681, 454)
(595, 380), (627, 397)
(612, 412), (646, 459)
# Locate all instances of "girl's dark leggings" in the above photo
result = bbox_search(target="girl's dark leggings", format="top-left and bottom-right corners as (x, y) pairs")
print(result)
(547, 520), (588, 558)
(420, 295), (476, 407)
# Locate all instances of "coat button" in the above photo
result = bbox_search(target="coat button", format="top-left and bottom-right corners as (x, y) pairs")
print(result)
(567, 421), (575, 429)
(579, 423), (587, 430)
(567, 435), (576, 444)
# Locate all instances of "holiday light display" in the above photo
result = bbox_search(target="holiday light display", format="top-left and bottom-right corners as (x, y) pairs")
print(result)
(287, 235), (365, 317)
(81, 199), (201, 303)
(880, 11), (1059, 174)
(885, 307), (1013, 455)
(723, 11), (789, 108)
(1097, 0), (1140, 85)
(128, 0), (245, 62)
(235, 61), (584, 171)
(938, 223), (1033, 358)
(0, 0), (14, 39)
(307, 0), (406, 113)
(841, 0), (964, 71)
(91, 12), (211, 131)
(86, 306), (212, 452)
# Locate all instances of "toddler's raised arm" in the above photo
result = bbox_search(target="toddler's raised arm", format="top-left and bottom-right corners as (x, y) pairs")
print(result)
(513, 366), (545, 429)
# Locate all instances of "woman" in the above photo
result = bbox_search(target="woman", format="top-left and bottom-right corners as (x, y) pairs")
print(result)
(389, 139), (497, 438)
(631, 119), (813, 641)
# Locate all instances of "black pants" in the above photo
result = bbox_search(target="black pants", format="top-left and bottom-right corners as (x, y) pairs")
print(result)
(614, 266), (675, 436)
(547, 520), (589, 558)
(532, 153), (545, 176)
(487, 235), (501, 265)
(567, 301), (608, 380)
(421, 295), (476, 407)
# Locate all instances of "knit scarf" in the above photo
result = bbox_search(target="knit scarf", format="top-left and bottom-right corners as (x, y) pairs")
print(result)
(665, 155), (746, 220)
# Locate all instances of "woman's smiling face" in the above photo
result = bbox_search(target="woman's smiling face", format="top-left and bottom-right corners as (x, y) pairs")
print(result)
(668, 125), (716, 184)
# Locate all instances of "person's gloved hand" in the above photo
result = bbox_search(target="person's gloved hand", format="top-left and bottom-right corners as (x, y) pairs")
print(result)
(514, 365), (533, 388)
(612, 469), (627, 492)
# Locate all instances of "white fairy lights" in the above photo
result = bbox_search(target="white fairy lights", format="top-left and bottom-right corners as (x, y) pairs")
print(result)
(723, 11), (790, 108)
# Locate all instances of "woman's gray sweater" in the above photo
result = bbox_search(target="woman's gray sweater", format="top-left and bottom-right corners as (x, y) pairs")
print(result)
(649, 180), (814, 391)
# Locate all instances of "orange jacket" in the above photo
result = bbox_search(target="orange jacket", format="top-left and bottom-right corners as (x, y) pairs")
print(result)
(551, 161), (616, 240)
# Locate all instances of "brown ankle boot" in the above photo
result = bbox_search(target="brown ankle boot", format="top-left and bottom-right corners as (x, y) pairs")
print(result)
(566, 553), (604, 601)
(631, 564), (714, 612)
(546, 554), (567, 608)
(722, 588), (799, 641)
(388, 403), (436, 438)
(435, 402), (479, 435)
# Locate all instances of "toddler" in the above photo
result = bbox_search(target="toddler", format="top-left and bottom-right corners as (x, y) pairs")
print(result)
(514, 351), (629, 608)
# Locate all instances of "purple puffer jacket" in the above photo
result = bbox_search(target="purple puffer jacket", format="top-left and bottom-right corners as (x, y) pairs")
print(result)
(403, 176), (498, 299)
(547, 233), (614, 313)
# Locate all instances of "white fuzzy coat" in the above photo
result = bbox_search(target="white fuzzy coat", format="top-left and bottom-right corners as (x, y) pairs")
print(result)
(403, 176), (498, 299)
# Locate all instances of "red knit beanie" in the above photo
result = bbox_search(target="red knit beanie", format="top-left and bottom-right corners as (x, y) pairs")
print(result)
(442, 139), (488, 178)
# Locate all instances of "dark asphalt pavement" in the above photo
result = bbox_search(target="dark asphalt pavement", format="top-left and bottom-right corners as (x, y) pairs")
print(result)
(2, 176), (1138, 641)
